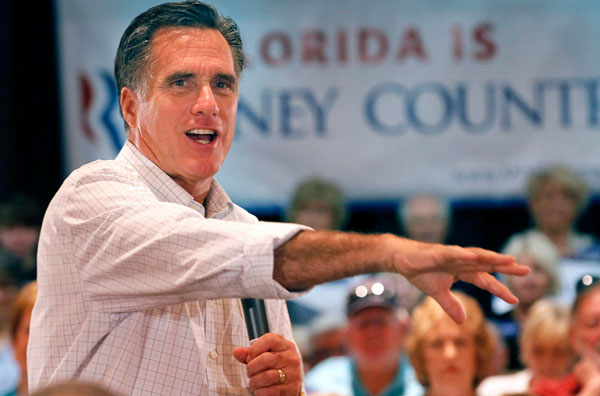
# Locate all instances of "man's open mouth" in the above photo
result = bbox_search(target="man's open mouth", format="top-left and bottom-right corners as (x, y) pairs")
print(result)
(186, 129), (216, 144)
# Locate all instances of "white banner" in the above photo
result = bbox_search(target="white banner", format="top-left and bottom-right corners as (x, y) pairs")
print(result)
(56, 0), (600, 209)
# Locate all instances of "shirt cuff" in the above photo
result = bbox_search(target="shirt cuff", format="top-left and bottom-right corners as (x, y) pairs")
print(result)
(241, 221), (311, 299)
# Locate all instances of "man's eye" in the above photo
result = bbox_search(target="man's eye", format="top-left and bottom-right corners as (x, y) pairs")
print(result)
(173, 80), (186, 87)
(215, 81), (230, 89)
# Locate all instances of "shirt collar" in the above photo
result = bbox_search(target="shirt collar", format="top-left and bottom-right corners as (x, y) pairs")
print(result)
(116, 141), (234, 218)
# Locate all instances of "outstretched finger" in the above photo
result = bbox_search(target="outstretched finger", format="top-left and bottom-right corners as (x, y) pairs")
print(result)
(462, 248), (530, 276)
(462, 272), (519, 305)
(429, 289), (466, 324)
(466, 247), (515, 265)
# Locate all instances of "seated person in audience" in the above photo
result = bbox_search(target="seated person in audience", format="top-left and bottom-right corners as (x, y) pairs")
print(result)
(405, 292), (495, 396)
(399, 194), (494, 316)
(484, 322), (510, 377)
(302, 313), (347, 373)
(286, 178), (347, 232)
(3, 281), (37, 396)
(392, 194), (451, 313)
(492, 232), (560, 370)
(0, 273), (20, 396)
(284, 178), (350, 339)
(478, 299), (576, 396)
(562, 280), (600, 396)
(399, 194), (450, 245)
(305, 276), (423, 396)
(504, 165), (596, 258)
(0, 195), (42, 284)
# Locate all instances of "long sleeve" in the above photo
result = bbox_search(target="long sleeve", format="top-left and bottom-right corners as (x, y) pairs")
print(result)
(46, 163), (303, 313)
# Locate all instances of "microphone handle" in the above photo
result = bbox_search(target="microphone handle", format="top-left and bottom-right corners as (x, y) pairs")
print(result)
(241, 298), (270, 341)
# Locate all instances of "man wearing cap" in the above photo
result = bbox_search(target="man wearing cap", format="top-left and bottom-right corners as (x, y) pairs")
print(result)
(305, 276), (423, 396)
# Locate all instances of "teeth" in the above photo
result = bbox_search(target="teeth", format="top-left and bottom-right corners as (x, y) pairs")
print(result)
(186, 129), (215, 135)
(186, 129), (216, 145)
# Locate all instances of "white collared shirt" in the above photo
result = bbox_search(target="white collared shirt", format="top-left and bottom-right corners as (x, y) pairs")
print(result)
(28, 141), (306, 395)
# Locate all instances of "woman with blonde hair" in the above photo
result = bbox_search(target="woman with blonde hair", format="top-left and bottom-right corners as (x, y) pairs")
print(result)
(493, 232), (560, 370)
(478, 299), (577, 396)
(505, 164), (595, 258)
(405, 292), (495, 396)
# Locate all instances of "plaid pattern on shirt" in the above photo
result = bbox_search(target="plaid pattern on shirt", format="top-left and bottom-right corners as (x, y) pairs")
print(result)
(28, 141), (306, 395)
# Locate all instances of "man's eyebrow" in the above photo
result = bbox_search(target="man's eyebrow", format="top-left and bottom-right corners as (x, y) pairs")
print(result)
(161, 72), (238, 87)
(164, 72), (195, 84)
(215, 73), (238, 86)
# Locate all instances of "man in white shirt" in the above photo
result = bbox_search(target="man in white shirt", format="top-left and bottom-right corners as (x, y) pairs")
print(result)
(28, 2), (528, 396)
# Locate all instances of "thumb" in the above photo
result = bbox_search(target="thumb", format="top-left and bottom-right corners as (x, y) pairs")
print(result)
(233, 346), (250, 364)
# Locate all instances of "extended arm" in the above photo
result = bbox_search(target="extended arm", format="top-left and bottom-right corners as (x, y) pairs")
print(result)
(274, 230), (528, 323)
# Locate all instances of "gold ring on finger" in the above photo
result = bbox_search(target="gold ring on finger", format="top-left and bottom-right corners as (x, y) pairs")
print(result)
(277, 368), (286, 384)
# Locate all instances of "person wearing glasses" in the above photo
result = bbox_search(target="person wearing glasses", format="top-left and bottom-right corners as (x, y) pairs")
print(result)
(305, 276), (423, 396)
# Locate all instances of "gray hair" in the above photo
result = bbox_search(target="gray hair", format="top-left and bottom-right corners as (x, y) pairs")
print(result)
(527, 164), (590, 214)
(114, 1), (246, 129)
(502, 232), (560, 294)
(398, 194), (451, 229)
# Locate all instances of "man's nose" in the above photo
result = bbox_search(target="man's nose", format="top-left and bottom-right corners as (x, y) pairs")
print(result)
(192, 85), (218, 116)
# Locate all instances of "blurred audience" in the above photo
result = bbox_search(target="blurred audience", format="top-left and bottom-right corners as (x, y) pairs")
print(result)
(0, 195), (42, 285)
(3, 281), (37, 396)
(305, 276), (423, 396)
(399, 193), (495, 316)
(399, 194), (450, 245)
(478, 299), (576, 395)
(0, 274), (20, 396)
(302, 313), (347, 372)
(285, 178), (350, 366)
(492, 232), (560, 370)
(405, 292), (495, 396)
(485, 322), (510, 377)
(504, 165), (596, 258)
(564, 280), (600, 396)
(286, 177), (347, 231)
(393, 194), (452, 313)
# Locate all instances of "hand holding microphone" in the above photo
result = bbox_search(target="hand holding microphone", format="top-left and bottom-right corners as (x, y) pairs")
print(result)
(234, 299), (303, 395)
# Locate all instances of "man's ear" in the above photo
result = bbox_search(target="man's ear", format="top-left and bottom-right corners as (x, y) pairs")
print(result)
(120, 87), (139, 131)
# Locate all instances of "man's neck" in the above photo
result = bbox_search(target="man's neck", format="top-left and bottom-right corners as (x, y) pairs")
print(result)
(172, 175), (210, 205)
(126, 135), (211, 205)
(357, 360), (399, 396)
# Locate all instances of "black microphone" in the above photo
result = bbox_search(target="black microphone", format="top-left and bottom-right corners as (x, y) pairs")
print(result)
(241, 298), (270, 341)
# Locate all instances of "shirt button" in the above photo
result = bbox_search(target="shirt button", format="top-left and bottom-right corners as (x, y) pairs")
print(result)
(209, 350), (218, 360)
